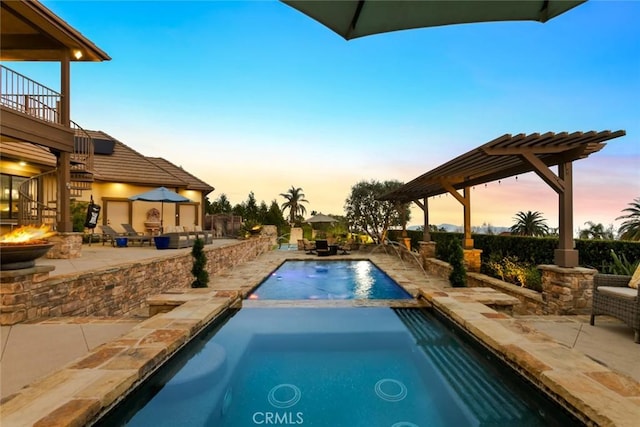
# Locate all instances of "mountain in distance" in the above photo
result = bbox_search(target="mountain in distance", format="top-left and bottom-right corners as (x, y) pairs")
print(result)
(407, 224), (511, 234)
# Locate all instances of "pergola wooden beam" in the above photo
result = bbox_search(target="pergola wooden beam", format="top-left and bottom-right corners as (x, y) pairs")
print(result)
(379, 130), (626, 267)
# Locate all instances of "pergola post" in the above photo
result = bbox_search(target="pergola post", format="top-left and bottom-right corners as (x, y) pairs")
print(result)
(462, 186), (473, 249)
(554, 161), (579, 267)
(56, 52), (72, 233)
(413, 197), (431, 242)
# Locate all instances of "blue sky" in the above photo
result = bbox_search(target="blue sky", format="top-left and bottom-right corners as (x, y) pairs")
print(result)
(11, 0), (639, 232)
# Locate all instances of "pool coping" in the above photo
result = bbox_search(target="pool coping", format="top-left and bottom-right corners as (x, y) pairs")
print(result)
(0, 251), (638, 426)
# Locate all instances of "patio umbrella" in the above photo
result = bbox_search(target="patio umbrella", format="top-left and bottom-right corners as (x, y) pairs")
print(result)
(129, 187), (191, 230)
(305, 213), (338, 224)
(282, 0), (586, 40)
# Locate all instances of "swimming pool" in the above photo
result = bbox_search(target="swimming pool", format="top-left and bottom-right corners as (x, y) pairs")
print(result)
(248, 260), (413, 300)
(98, 308), (579, 426)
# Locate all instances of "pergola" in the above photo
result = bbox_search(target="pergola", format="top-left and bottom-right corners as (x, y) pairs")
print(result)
(379, 130), (626, 268)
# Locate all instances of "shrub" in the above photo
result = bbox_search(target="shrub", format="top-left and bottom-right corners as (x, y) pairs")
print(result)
(191, 238), (209, 288)
(486, 254), (542, 291)
(70, 200), (89, 233)
(448, 239), (466, 287)
(604, 250), (640, 275)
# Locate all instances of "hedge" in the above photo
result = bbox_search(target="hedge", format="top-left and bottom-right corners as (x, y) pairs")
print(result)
(387, 229), (640, 273)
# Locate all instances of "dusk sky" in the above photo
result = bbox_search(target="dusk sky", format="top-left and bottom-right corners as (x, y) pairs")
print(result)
(11, 1), (639, 233)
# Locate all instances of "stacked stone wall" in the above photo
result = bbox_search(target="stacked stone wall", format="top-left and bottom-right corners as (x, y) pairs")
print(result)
(0, 237), (271, 325)
(539, 264), (597, 315)
(46, 232), (83, 259)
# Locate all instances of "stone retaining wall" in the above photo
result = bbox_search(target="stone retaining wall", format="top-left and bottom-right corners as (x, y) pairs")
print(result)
(0, 237), (271, 325)
(466, 272), (544, 315)
(424, 257), (544, 315)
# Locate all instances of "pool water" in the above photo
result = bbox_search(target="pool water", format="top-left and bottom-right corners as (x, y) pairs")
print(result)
(100, 308), (579, 426)
(248, 260), (413, 300)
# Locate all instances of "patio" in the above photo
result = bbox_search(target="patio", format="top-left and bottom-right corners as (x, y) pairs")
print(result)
(0, 243), (638, 426)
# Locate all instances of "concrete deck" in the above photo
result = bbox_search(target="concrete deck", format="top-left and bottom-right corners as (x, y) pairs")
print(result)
(1, 243), (638, 426)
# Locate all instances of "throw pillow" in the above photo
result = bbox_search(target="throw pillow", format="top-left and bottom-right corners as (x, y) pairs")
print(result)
(629, 264), (640, 289)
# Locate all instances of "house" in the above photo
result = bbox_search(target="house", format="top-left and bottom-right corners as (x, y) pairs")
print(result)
(0, 0), (110, 237)
(1, 130), (214, 236)
(0, 1), (214, 240)
(81, 130), (214, 235)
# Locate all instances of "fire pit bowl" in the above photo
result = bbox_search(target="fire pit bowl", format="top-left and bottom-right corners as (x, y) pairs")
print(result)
(0, 243), (55, 270)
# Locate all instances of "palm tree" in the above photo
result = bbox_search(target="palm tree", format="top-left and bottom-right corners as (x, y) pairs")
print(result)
(510, 210), (550, 237)
(280, 186), (309, 226)
(616, 197), (640, 241)
(579, 221), (614, 240)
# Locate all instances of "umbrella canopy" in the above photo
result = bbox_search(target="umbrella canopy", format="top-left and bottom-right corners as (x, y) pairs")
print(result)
(129, 187), (191, 203)
(282, 0), (586, 40)
(129, 187), (191, 228)
(306, 213), (338, 224)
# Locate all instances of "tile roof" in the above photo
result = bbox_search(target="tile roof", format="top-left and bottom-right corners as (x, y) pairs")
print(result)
(147, 157), (214, 193)
(86, 130), (186, 187)
(2, 131), (215, 192)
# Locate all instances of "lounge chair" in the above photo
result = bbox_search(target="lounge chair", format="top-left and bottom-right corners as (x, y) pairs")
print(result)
(338, 241), (353, 255)
(590, 272), (640, 343)
(121, 224), (153, 246)
(315, 239), (331, 256)
(100, 225), (124, 246)
(299, 239), (316, 254)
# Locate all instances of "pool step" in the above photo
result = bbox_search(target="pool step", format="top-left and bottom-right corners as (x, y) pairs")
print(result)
(394, 308), (534, 425)
(242, 299), (428, 308)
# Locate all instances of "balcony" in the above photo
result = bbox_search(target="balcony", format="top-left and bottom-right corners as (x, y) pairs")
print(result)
(0, 65), (75, 152)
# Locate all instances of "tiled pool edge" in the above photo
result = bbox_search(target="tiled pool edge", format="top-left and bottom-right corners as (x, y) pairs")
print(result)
(0, 292), (241, 427)
(1, 251), (638, 426)
(420, 289), (640, 427)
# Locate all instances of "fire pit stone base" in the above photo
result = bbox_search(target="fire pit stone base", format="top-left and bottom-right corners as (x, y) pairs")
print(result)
(45, 233), (83, 259)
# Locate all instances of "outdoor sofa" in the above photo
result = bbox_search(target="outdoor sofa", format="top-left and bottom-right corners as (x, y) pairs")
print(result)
(157, 226), (193, 249)
(590, 272), (640, 343)
(190, 225), (214, 244)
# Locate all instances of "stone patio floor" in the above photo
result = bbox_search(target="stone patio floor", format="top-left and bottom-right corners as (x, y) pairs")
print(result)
(0, 244), (638, 426)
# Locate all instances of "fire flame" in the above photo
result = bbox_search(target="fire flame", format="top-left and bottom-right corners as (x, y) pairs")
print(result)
(0, 225), (56, 244)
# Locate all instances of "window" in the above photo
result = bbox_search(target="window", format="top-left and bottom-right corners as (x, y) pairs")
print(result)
(1, 174), (28, 220)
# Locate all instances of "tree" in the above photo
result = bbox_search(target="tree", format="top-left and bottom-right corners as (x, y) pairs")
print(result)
(509, 211), (549, 237)
(232, 203), (245, 219)
(244, 191), (259, 222)
(344, 179), (409, 243)
(280, 186), (309, 226)
(616, 197), (640, 241)
(578, 221), (614, 240)
(208, 193), (232, 214)
(264, 200), (288, 228)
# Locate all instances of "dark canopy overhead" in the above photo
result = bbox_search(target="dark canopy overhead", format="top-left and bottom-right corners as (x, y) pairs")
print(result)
(379, 130), (626, 203)
(282, 0), (586, 41)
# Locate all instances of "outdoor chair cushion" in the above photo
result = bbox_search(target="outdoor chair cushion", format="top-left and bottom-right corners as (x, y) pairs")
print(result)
(597, 286), (638, 300)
